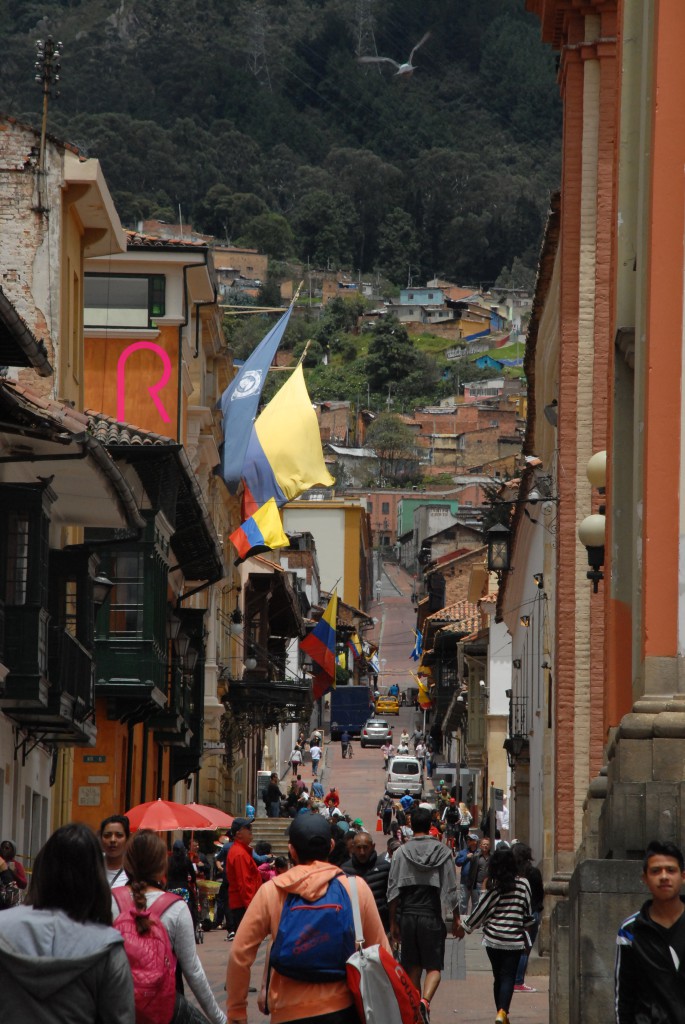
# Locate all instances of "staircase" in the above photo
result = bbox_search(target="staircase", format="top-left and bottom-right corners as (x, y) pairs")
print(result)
(250, 817), (291, 857)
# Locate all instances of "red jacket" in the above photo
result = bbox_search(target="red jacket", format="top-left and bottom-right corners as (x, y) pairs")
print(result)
(226, 839), (262, 910)
(324, 790), (340, 807)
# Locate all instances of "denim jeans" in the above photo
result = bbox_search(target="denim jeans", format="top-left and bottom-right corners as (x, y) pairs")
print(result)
(515, 911), (541, 984)
(485, 946), (521, 1014)
(460, 883), (481, 917)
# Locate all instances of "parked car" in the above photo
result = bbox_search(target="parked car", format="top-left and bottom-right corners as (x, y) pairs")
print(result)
(386, 756), (423, 796)
(360, 718), (393, 748)
(375, 694), (400, 716)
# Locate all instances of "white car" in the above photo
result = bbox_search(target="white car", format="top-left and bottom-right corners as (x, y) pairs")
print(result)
(386, 756), (422, 796)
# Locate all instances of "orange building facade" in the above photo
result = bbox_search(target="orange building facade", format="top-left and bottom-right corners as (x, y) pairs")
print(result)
(501, 2), (685, 1020)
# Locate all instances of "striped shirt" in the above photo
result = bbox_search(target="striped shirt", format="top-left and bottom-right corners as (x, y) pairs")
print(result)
(462, 876), (532, 950)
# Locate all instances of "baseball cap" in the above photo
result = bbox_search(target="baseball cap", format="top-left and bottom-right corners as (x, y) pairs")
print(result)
(352, 818), (364, 827)
(468, 832), (479, 841)
(288, 814), (332, 860)
(230, 817), (253, 836)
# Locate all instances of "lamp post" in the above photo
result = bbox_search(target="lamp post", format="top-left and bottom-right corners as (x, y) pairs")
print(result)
(578, 450), (607, 593)
(487, 522), (511, 578)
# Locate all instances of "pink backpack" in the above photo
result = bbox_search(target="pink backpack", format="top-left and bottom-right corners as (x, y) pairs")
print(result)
(113, 887), (180, 1024)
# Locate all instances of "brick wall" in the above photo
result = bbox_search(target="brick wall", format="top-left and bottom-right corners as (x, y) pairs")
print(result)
(0, 119), (64, 399)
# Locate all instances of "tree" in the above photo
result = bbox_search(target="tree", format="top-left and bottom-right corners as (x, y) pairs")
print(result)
(365, 317), (417, 391)
(377, 208), (420, 286)
(237, 211), (294, 259)
(365, 413), (418, 485)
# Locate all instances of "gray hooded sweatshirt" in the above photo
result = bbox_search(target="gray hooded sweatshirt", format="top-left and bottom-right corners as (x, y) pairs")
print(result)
(387, 834), (459, 914)
(0, 904), (134, 1024)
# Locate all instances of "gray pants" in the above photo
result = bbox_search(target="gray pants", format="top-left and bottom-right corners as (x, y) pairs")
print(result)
(460, 883), (481, 918)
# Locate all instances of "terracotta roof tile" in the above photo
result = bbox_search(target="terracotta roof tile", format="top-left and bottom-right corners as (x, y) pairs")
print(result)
(125, 229), (207, 250)
(86, 411), (177, 447)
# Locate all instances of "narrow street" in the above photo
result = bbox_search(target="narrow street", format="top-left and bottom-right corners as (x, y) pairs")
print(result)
(191, 560), (549, 1023)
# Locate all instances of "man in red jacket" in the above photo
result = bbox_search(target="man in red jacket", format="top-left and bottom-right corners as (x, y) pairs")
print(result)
(324, 787), (340, 808)
(226, 818), (262, 936)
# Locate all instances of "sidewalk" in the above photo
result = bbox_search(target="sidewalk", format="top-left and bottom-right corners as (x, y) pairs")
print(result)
(193, 928), (549, 1024)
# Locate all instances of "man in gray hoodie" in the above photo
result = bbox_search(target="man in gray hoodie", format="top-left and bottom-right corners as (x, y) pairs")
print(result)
(387, 806), (460, 1024)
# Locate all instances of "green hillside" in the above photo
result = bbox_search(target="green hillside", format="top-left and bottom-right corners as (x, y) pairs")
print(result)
(0, 0), (561, 288)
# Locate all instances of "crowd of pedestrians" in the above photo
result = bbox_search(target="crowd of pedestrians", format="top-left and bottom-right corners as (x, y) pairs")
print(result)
(0, 726), (546, 1024)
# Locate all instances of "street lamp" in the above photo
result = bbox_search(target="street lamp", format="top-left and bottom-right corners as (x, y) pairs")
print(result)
(578, 450), (607, 593)
(487, 522), (511, 575)
(92, 574), (114, 609)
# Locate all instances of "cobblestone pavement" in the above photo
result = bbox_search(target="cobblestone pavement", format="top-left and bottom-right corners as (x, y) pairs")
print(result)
(192, 560), (549, 1023)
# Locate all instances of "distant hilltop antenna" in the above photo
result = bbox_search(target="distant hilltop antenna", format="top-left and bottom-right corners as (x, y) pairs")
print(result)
(244, 1), (272, 91)
(356, 0), (380, 68)
(35, 36), (62, 175)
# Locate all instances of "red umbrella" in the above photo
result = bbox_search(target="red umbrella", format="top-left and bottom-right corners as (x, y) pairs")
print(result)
(186, 803), (234, 830)
(125, 799), (215, 832)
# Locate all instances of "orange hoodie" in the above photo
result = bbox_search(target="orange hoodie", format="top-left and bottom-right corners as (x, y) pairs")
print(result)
(226, 860), (390, 1023)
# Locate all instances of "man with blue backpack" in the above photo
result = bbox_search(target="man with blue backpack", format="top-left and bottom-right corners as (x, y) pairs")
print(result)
(226, 814), (390, 1024)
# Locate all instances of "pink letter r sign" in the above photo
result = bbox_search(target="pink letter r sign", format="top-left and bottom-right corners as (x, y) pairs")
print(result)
(116, 341), (172, 424)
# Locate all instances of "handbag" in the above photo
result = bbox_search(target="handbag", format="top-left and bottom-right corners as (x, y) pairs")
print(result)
(345, 877), (424, 1024)
(0, 880), (23, 910)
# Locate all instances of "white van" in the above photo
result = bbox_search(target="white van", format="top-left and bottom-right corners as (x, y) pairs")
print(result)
(387, 756), (422, 796)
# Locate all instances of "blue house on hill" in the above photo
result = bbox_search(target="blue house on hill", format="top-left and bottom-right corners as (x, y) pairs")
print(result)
(475, 355), (504, 371)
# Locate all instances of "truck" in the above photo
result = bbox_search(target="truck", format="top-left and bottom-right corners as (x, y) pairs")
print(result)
(330, 685), (372, 740)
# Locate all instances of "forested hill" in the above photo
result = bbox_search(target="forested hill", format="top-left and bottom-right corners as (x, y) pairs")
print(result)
(0, 0), (561, 288)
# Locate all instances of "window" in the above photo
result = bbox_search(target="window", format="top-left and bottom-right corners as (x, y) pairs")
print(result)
(6, 512), (29, 605)
(108, 552), (144, 637)
(367, 502), (373, 513)
(84, 274), (166, 328)
(382, 502), (390, 514)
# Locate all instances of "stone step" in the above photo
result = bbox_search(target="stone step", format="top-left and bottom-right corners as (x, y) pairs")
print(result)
(250, 817), (291, 857)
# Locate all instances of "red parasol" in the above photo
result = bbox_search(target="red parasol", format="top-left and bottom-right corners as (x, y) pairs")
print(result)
(186, 803), (234, 830)
(124, 798), (215, 832)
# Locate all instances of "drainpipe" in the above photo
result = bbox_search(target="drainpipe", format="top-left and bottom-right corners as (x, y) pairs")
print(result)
(177, 263), (195, 443)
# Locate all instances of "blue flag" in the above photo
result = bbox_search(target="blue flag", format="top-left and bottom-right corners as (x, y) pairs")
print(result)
(219, 302), (295, 492)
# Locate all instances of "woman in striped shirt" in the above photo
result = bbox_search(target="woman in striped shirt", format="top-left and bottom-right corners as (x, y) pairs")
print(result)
(455, 847), (533, 1024)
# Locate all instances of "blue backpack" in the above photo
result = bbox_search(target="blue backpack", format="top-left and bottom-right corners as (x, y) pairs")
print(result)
(269, 875), (355, 982)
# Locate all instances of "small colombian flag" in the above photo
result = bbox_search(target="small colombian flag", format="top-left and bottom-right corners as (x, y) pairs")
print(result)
(301, 590), (338, 680)
(229, 498), (289, 564)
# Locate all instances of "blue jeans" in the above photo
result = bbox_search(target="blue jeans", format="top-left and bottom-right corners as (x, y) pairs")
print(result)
(268, 801), (281, 818)
(486, 946), (520, 1014)
(515, 911), (541, 984)
(311, 758), (320, 776)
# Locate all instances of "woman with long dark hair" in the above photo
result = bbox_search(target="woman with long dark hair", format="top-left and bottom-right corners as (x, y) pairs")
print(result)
(116, 830), (226, 1024)
(0, 822), (134, 1023)
(455, 846), (533, 1024)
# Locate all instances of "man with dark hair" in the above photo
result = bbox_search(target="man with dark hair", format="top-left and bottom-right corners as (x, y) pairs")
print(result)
(227, 814), (389, 1024)
(98, 814), (130, 888)
(615, 839), (685, 1023)
(342, 830), (391, 930)
(387, 806), (460, 1023)
(264, 773), (284, 818)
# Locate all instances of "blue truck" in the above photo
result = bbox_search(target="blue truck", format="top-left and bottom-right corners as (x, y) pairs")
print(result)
(329, 685), (371, 740)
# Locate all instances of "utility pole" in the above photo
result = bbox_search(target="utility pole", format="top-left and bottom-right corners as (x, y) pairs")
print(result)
(34, 36), (62, 208)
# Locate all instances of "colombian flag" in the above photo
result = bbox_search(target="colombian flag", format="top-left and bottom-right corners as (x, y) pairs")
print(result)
(346, 632), (362, 660)
(241, 364), (335, 517)
(414, 672), (434, 709)
(229, 498), (289, 563)
(301, 591), (338, 682)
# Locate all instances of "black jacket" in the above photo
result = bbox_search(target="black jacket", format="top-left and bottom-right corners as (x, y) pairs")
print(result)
(342, 851), (391, 926)
(615, 898), (685, 1024)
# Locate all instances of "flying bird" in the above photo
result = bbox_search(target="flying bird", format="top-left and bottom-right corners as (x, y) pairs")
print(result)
(358, 31), (431, 77)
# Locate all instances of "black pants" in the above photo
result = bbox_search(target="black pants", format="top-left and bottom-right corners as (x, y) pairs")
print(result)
(485, 946), (520, 1014)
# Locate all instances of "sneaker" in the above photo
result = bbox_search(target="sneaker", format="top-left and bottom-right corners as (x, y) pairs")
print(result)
(514, 983), (537, 992)
(227, 931), (235, 941)
(419, 998), (430, 1023)
(495, 1012), (509, 1024)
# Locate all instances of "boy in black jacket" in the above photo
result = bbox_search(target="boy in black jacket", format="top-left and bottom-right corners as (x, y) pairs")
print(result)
(615, 839), (685, 1023)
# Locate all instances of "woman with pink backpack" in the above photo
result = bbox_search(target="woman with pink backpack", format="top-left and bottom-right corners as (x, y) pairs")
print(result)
(114, 830), (226, 1024)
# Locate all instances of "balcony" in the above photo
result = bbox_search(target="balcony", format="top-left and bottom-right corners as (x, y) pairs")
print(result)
(95, 638), (167, 724)
(0, 614), (97, 745)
